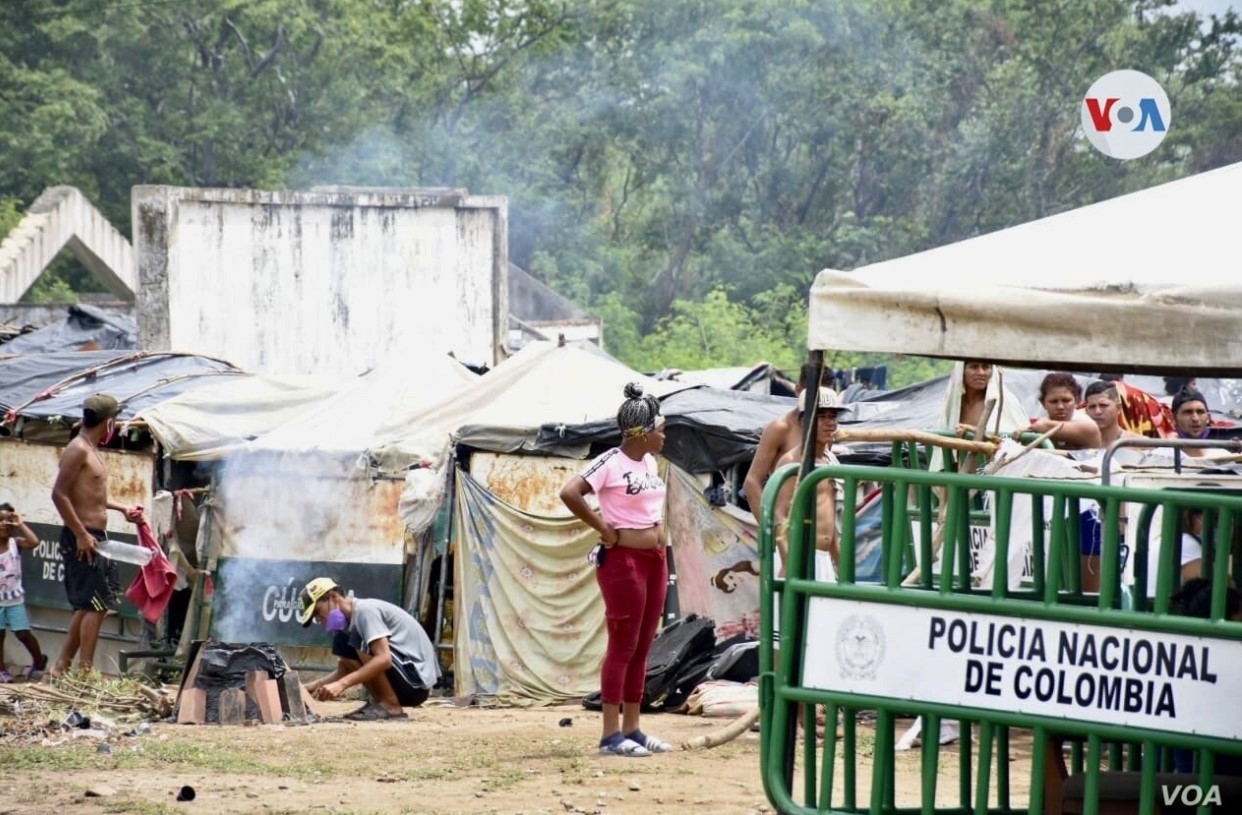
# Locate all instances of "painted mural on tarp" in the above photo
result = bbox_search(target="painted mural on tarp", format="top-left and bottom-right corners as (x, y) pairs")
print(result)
(453, 468), (604, 705)
(666, 466), (886, 642)
(666, 466), (763, 641)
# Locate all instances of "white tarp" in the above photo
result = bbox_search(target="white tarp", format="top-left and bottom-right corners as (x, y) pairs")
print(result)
(808, 162), (1242, 374)
(135, 373), (337, 461)
(375, 340), (685, 467)
(243, 351), (478, 473)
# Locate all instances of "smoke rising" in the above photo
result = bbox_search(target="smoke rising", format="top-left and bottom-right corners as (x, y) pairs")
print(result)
(208, 448), (375, 644)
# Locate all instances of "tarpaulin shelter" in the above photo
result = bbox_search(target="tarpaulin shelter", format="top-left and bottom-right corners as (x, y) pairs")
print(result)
(538, 386), (794, 473)
(0, 350), (240, 442)
(0, 350), (241, 675)
(397, 340), (685, 461)
(135, 373), (338, 461)
(808, 162), (1242, 375)
(194, 351), (480, 665)
(0, 304), (136, 354)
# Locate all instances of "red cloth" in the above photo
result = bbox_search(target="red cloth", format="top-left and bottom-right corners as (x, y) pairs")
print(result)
(125, 522), (179, 623)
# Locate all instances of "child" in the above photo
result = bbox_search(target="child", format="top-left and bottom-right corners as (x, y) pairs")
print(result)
(0, 503), (46, 681)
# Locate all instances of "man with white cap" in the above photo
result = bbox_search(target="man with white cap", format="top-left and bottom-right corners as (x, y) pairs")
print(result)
(771, 386), (851, 581)
(297, 577), (439, 721)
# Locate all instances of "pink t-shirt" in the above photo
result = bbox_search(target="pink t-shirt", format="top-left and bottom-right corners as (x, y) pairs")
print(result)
(581, 448), (666, 530)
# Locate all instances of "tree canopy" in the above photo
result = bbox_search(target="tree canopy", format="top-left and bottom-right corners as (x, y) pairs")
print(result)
(2, 0), (1239, 385)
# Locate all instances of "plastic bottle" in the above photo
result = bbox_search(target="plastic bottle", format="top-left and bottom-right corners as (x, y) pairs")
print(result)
(96, 540), (154, 567)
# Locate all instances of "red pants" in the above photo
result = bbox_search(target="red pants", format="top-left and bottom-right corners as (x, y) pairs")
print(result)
(597, 545), (668, 705)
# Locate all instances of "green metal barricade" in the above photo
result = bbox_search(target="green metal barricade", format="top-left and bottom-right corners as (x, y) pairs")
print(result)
(759, 463), (1242, 815)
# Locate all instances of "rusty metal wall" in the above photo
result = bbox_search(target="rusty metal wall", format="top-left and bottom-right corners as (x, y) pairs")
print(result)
(134, 186), (508, 377)
(214, 474), (406, 563)
(467, 452), (586, 516)
(0, 439), (156, 672)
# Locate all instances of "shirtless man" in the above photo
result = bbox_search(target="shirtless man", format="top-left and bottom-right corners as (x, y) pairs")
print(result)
(771, 393), (846, 577)
(743, 372), (808, 522)
(49, 395), (144, 675)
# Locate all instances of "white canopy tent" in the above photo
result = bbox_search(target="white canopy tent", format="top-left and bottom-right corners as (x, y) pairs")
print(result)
(808, 162), (1242, 374)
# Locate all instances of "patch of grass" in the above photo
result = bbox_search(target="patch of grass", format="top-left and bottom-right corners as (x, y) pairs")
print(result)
(480, 765), (528, 792)
(0, 745), (94, 771)
(454, 749), (500, 770)
(402, 766), (450, 781)
(111, 740), (326, 778)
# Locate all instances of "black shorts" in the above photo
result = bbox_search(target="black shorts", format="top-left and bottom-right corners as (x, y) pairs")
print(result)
(58, 527), (120, 613)
(332, 630), (429, 708)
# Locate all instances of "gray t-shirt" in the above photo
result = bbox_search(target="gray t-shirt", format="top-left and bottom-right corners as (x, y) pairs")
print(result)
(350, 598), (440, 689)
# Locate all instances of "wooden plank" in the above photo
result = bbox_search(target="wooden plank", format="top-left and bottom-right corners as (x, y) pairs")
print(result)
(217, 688), (247, 725)
(244, 671), (283, 724)
(278, 671), (306, 720)
(175, 687), (206, 725)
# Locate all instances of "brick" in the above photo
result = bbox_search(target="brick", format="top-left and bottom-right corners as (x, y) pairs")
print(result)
(176, 688), (206, 724)
(245, 671), (283, 724)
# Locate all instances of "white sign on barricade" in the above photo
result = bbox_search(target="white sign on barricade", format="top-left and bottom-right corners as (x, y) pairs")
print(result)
(803, 598), (1242, 740)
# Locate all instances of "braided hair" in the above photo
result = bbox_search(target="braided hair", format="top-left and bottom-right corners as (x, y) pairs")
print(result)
(617, 382), (661, 438)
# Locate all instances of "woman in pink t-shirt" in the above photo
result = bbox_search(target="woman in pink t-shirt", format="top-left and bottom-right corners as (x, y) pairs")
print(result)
(560, 383), (669, 757)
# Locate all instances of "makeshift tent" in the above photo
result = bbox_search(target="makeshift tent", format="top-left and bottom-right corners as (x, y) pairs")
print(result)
(135, 373), (338, 461)
(654, 362), (795, 395)
(453, 467), (603, 704)
(242, 351), (479, 475)
(0, 304), (136, 354)
(392, 337), (685, 464)
(195, 350), (480, 661)
(808, 162), (1242, 374)
(0, 351), (240, 442)
(539, 386), (793, 473)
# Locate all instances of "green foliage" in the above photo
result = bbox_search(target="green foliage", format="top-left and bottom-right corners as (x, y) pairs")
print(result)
(0, 0), (1238, 376)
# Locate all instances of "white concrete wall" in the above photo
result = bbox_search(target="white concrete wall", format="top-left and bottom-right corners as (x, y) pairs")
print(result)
(134, 187), (507, 378)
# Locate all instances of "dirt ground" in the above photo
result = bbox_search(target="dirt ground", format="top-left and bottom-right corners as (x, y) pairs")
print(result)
(4, 702), (1034, 815)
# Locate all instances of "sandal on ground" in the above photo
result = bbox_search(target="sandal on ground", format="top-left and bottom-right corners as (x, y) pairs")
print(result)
(625, 730), (672, 753)
(343, 703), (408, 721)
(599, 736), (652, 757)
(22, 656), (48, 682)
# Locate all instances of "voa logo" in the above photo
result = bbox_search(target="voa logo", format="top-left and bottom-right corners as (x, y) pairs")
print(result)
(1161, 784), (1222, 807)
(1081, 69), (1171, 160)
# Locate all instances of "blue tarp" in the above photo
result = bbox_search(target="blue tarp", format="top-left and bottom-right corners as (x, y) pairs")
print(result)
(0, 351), (241, 426)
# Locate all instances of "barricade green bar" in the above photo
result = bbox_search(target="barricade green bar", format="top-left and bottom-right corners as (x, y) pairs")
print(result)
(1139, 740), (1157, 815)
(1211, 510), (1234, 621)
(760, 463), (1242, 815)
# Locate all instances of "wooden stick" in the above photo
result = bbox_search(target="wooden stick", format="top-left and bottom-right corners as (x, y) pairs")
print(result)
(834, 428), (995, 456)
(983, 425), (1060, 475)
(682, 708), (761, 750)
(902, 400), (996, 587)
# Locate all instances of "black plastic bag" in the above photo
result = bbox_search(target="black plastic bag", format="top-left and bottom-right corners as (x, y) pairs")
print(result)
(194, 642), (287, 690)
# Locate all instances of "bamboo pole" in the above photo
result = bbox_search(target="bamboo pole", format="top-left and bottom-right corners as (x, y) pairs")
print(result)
(833, 428), (996, 456)
(683, 708), (761, 750)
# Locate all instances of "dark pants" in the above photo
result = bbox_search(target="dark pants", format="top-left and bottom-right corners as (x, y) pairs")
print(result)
(331, 631), (429, 707)
(597, 546), (668, 705)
